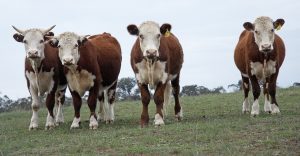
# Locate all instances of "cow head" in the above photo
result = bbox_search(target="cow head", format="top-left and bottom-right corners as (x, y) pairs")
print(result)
(12, 25), (55, 59)
(243, 16), (285, 53)
(127, 21), (171, 60)
(49, 32), (89, 66)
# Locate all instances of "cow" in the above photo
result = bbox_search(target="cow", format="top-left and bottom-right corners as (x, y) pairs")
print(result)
(127, 21), (184, 127)
(49, 32), (122, 129)
(12, 25), (67, 130)
(234, 16), (285, 116)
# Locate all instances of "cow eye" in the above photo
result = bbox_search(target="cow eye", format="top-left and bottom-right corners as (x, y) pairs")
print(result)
(139, 34), (144, 39)
(23, 40), (27, 44)
(40, 40), (44, 43)
(254, 30), (260, 34)
(74, 44), (78, 49)
(271, 29), (274, 32)
(57, 45), (61, 48)
(157, 34), (161, 38)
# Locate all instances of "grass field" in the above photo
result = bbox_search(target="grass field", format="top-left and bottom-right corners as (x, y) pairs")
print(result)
(0, 87), (299, 155)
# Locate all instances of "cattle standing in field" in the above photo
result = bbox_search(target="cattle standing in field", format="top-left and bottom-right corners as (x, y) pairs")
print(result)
(234, 16), (285, 116)
(49, 32), (122, 129)
(12, 26), (67, 130)
(127, 21), (184, 127)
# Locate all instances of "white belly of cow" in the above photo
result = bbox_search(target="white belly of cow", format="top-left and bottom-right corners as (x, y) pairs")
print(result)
(66, 69), (96, 97)
(135, 60), (175, 88)
(250, 60), (276, 81)
(26, 68), (55, 96)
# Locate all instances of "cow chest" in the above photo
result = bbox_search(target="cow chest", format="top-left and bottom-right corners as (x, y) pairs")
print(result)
(66, 69), (96, 97)
(25, 68), (55, 96)
(250, 60), (276, 81)
(135, 60), (169, 88)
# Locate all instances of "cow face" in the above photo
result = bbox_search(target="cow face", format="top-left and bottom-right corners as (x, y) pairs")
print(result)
(50, 32), (88, 66)
(12, 25), (55, 59)
(243, 17), (285, 53)
(127, 21), (172, 60)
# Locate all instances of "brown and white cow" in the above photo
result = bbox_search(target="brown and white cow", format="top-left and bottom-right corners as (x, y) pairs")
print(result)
(49, 32), (122, 129)
(234, 16), (285, 116)
(127, 21), (184, 127)
(12, 26), (67, 130)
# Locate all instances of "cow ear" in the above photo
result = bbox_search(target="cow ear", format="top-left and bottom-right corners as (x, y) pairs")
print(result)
(274, 18), (285, 30)
(243, 22), (254, 31)
(78, 35), (89, 46)
(127, 24), (139, 35)
(13, 33), (24, 42)
(49, 38), (59, 47)
(160, 23), (172, 35)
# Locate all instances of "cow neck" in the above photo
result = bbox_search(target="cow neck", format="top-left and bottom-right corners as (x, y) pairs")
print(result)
(29, 58), (44, 96)
(145, 58), (157, 88)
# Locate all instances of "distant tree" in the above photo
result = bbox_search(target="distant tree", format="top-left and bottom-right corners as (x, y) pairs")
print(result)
(181, 85), (199, 96)
(228, 80), (243, 92)
(198, 86), (211, 95)
(117, 77), (137, 98)
(211, 86), (226, 94)
(132, 88), (141, 100)
(293, 82), (300, 87)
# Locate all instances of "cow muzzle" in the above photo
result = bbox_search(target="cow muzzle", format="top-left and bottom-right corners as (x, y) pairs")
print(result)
(27, 50), (40, 59)
(63, 58), (74, 66)
(145, 49), (158, 60)
(261, 44), (272, 53)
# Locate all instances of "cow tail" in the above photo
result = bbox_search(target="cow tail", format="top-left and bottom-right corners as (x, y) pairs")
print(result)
(163, 81), (172, 117)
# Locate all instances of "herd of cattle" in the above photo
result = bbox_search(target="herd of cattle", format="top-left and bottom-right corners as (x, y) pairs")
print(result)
(12, 16), (285, 130)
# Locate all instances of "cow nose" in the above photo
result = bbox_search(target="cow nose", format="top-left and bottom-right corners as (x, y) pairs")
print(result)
(261, 44), (272, 52)
(63, 58), (73, 65)
(28, 50), (39, 58)
(146, 49), (158, 58)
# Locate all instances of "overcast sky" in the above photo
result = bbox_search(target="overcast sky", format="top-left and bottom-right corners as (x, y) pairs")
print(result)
(1, 0), (299, 99)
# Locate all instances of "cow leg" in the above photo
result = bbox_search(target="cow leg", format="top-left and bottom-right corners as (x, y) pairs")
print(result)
(249, 76), (261, 116)
(55, 88), (66, 125)
(87, 88), (99, 129)
(97, 92), (105, 121)
(139, 83), (150, 127)
(269, 73), (280, 114)
(45, 91), (56, 130)
(263, 79), (272, 113)
(70, 91), (82, 129)
(107, 82), (118, 124)
(29, 86), (41, 130)
(153, 82), (167, 126)
(242, 76), (250, 113)
(171, 75), (183, 121)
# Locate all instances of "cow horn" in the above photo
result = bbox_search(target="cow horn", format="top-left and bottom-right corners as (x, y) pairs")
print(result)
(12, 25), (25, 34)
(42, 25), (56, 35)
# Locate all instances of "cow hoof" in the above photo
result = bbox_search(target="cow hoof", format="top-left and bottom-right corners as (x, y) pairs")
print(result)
(154, 113), (165, 126)
(70, 117), (81, 129)
(243, 110), (250, 114)
(251, 111), (259, 117)
(106, 120), (114, 124)
(265, 111), (272, 114)
(45, 125), (55, 130)
(29, 124), (38, 131)
(175, 110), (183, 121)
(264, 103), (272, 113)
(271, 104), (280, 114)
(89, 116), (98, 129)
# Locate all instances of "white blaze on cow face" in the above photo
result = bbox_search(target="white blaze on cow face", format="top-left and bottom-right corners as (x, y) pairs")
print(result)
(138, 21), (161, 59)
(253, 17), (275, 52)
(54, 32), (87, 66)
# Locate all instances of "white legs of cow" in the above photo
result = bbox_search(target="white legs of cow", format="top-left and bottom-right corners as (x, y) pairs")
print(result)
(242, 97), (250, 113)
(89, 115), (98, 129)
(71, 117), (81, 129)
(251, 99), (260, 116)
(29, 87), (40, 130)
(264, 94), (272, 113)
(54, 90), (65, 125)
(97, 90), (115, 124)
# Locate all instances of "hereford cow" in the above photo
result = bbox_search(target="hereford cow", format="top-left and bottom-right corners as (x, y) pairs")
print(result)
(49, 32), (122, 129)
(12, 26), (67, 130)
(127, 21), (184, 127)
(234, 16), (285, 116)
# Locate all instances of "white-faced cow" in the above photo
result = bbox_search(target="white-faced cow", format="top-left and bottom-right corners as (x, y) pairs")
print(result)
(12, 26), (67, 130)
(49, 32), (122, 129)
(127, 21), (184, 127)
(234, 16), (285, 116)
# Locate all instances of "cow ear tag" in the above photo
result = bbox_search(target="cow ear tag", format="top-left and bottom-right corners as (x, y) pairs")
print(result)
(276, 24), (282, 31)
(164, 29), (170, 37)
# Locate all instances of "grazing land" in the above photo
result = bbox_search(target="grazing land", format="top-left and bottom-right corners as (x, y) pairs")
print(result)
(0, 88), (299, 155)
